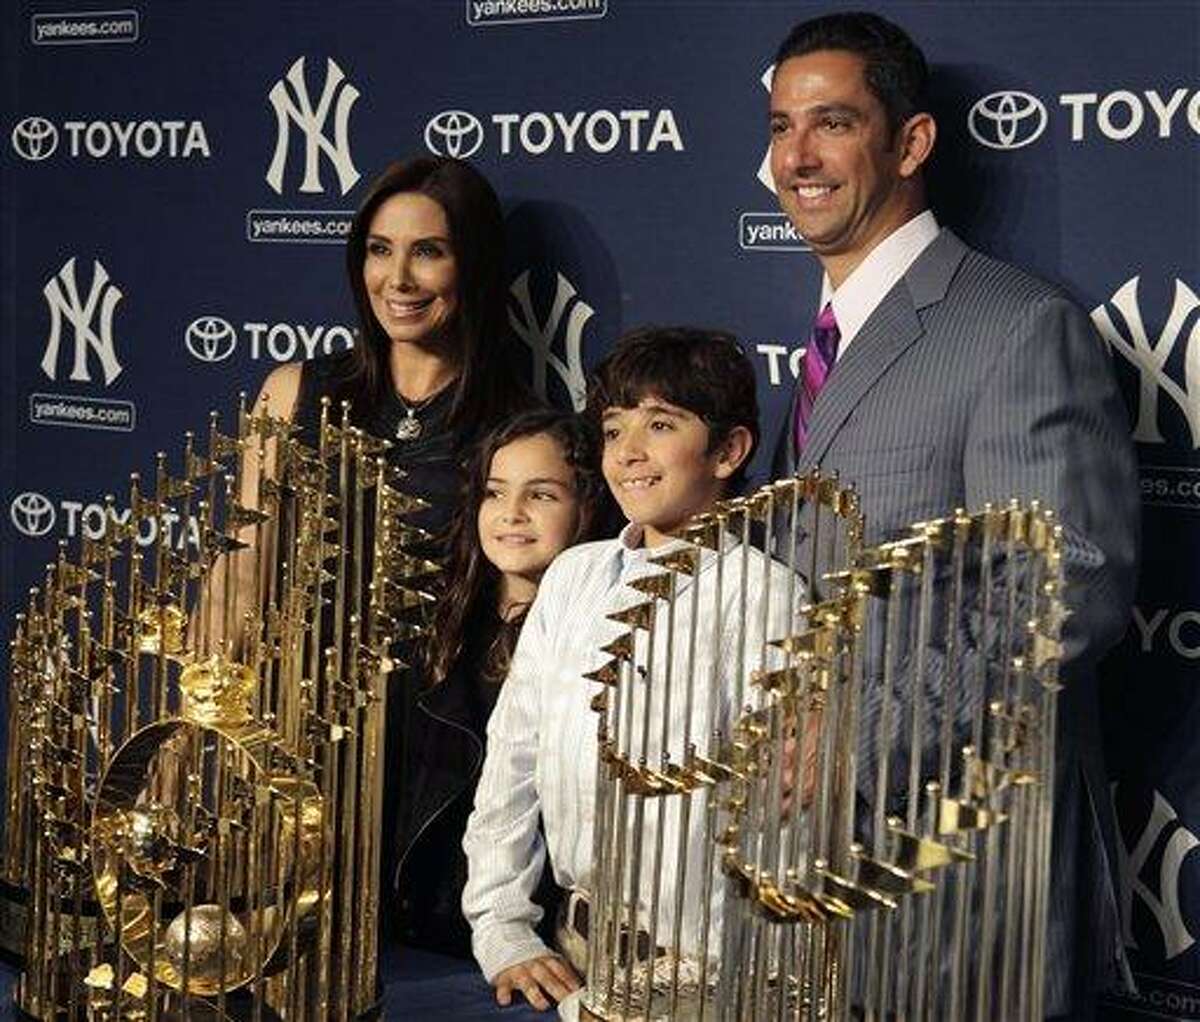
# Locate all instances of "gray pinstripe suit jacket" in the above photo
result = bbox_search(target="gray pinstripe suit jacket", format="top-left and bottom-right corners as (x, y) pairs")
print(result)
(771, 227), (1139, 1017)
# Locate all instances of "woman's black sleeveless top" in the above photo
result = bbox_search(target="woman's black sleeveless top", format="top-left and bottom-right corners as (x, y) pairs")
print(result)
(290, 351), (463, 543)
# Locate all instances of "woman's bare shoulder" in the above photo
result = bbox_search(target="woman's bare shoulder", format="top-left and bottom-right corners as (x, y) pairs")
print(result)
(254, 362), (303, 421)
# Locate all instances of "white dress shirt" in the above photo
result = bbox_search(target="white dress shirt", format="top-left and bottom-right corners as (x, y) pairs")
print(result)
(462, 524), (801, 982)
(820, 209), (940, 357)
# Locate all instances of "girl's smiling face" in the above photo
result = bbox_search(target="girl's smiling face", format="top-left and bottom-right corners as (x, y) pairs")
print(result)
(478, 432), (582, 590)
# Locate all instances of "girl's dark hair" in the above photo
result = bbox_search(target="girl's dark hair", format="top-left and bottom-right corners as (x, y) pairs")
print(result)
(423, 408), (608, 686)
(341, 155), (522, 429)
(586, 325), (760, 492)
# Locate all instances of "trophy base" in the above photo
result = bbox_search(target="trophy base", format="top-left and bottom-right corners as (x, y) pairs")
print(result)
(13, 954), (383, 1022)
(14, 994), (380, 1022)
(14, 969), (288, 1022)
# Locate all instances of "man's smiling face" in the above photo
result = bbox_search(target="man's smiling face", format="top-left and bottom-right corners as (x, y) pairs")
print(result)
(769, 49), (924, 285)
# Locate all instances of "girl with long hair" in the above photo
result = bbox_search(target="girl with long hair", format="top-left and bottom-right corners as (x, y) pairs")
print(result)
(392, 408), (609, 957)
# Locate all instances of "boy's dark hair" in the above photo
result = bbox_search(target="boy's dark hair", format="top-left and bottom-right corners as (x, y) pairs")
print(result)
(775, 11), (929, 136)
(586, 326), (760, 492)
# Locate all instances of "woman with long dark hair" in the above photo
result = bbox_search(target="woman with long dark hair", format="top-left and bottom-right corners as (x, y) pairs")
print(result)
(253, 155), (529, 537)
(392, 408), (609, 957)
(239, 157), (538, 961)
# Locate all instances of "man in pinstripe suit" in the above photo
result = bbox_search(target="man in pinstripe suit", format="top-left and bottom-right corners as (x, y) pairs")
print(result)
(767, 12), (1139, 1019)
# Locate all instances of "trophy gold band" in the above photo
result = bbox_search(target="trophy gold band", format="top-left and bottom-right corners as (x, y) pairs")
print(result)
(578, 477), (1064, 1022)
(4, 396), (437, 1020)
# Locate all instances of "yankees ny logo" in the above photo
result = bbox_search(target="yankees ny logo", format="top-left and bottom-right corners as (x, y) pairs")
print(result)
(1113, 785), (1199, 960)
(266, 56), (360, 196)
(757, 64), (776, 194)
(42, 257), (123, 385)
(508, 270), (593, 411)
(1092, 276), (1200, 448)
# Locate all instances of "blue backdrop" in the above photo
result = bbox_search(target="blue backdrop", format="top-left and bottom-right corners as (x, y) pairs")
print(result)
(2, 2), (1197, 1017)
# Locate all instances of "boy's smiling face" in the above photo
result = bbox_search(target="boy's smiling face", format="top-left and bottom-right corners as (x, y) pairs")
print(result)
(601, 395), (744, 548)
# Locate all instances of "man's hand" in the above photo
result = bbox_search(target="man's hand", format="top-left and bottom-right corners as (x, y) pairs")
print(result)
(493, 954), (581, 1011)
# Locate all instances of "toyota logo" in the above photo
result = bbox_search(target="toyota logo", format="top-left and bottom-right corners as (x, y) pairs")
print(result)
(185, 316), (238, 363)
(11, 117), (59, 161)
(424, 110), (485, 160)
(10, 491), (56, 537)
(968, 91), (1048, 150)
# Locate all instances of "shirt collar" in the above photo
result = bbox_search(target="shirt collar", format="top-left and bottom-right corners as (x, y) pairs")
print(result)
(819, 210), (940, 353)
(618, 520), (645, 552)
(617, 521), (688, 567)
(616, 520), (743, 594)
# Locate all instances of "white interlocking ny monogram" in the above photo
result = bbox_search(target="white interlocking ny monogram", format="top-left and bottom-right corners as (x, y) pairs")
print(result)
(508, 270), (593, 411)
(41, 257), (123, 385)
(1093, 276), (1200, 448)
(1113, 784), (1200, 960)
(265, 56), (360, 196)
(756, 64), (776, 194)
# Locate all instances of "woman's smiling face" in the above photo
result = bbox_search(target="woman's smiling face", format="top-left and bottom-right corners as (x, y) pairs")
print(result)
(362, 191), (459, 348)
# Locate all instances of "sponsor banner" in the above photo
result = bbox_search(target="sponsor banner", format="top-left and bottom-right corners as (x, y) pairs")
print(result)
(184, 317), (356, 363)
(424, 107), (683, 159)
(739, 212), (809, 252)
(10, 117), (209, 162)
(245, 209), (354, 244)
(3, 7), (1200, 1011)
(969, 88), (1200, 150)
(30, 9), (139, 46)
(29, 392), (135, 432)
(465, 0), (606, 27)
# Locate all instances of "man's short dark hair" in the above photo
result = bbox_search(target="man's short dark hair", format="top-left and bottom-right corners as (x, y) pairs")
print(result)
(775, 11), (929, 135)
(586, 326), (760, 491)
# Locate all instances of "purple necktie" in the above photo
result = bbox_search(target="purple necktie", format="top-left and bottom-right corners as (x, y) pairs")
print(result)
(793, 303), (841, 455)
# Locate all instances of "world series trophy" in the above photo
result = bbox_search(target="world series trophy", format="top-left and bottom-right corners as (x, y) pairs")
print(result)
(3, 396), (437, 1020)
(578, 482), (1065, 1021)
(576, 471), (863, 1021)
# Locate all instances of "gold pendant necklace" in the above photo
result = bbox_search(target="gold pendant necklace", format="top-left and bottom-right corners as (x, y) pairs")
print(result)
(395, 405), (423, 441)
(394, 382), (449, 441)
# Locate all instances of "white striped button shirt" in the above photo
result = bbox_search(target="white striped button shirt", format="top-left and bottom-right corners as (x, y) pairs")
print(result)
(462, 524), (801, 981)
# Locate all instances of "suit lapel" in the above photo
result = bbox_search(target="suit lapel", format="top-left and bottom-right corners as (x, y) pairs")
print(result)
(796, 228), (969, 470)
